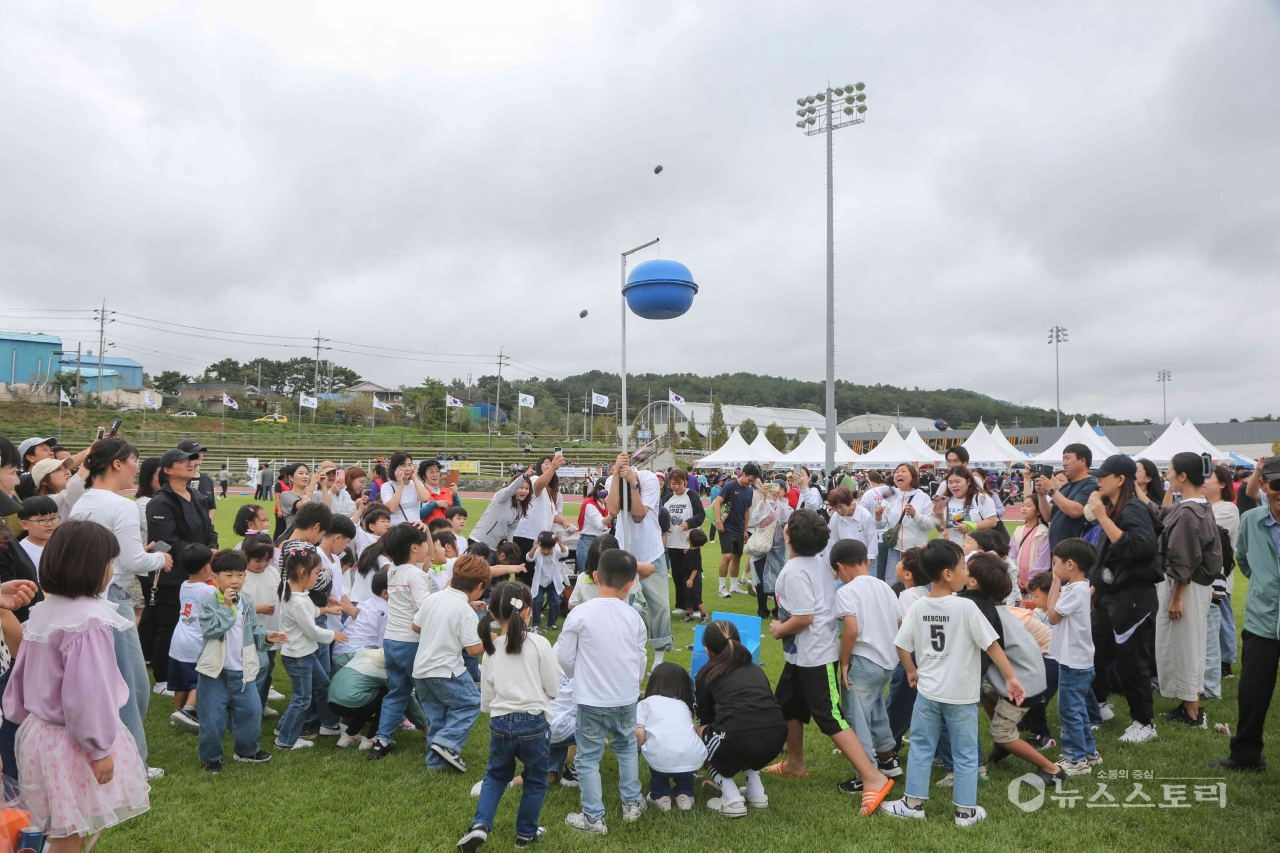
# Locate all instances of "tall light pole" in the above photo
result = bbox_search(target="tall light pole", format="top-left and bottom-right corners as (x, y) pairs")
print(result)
(1047, 325), (1068, 427)
(1157, 370), (1171, 424)
(620, 239), (660, 452)
(794, 81), (868, 473)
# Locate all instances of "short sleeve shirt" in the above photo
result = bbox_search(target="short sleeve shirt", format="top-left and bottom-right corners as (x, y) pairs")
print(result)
(773, 555), (839, 667)
(834, 575), (901, 670)
(894, 594), (999, 704)
(1048, 581), (1095, 668)
(1048, 476), (1099, 546)
(718, 480), (754, 535)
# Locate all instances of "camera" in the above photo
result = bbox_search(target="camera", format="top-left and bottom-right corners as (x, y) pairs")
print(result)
(1031, 463), (1054, 480)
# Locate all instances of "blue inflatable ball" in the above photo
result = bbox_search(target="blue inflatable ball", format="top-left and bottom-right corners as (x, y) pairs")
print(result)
(624, 259), (698, 320)
(654, 165), (663, 174)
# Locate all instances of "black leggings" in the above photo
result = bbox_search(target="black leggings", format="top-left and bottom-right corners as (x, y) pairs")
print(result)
(512, 536), (536, 588)
(150, 596), (180, 684)
(1092, 586), (1157, 726)
(754, 556), (776, 619)
(330, 688), (388, 738)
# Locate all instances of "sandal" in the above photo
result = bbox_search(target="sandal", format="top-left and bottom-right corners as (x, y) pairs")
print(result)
(860, 779), (895, 816)
(764, 761), (808, 778)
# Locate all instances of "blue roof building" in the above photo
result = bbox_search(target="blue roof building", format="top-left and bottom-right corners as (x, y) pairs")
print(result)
(0, 332), (61, 386)
(60, 351), (143, 388)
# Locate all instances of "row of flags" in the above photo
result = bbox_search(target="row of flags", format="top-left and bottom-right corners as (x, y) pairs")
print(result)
(111, 388), (689, 414)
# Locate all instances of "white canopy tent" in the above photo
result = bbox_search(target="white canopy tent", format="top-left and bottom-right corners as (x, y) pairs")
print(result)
(904, 428), (947, 465)
(834, 434), (863, 466)
(960, 420), (1028, 467)
(777, 429), (830, 467)
(1183, 421), (1232, 461)
(1030, 419), (1116, 466)
(856, 426), (946, 469)
(989, 423), (1031, 464)
(694, 428), (756, 468)
(746, 431), (788, 465)
(1085, 421), (1124, 458)
(1134, 418), (1231, 465)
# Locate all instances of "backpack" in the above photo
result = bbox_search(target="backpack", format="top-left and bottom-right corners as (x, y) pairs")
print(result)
(1218, 526), (1235, 578)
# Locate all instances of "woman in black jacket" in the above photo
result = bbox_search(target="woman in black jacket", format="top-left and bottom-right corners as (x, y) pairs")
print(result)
(1085, 455), (1163, 745)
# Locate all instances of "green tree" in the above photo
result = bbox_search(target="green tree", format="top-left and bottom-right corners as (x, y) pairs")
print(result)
(764, 422), (787, 451)
(402, 379), (448, 427)
(739, 418), (759, 444)
(202, 358), (244, 383)
(683, 415), (704, 450)
(666, 405), (678, 447)
(152, 370), (189, 395)
(593, 416), (616, 444)
(709, 398), (727, 450)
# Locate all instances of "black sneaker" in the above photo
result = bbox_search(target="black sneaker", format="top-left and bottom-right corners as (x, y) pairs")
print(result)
(204, 760), (223, 774)
(1168, 705), (1208, 729)
(457, 825), (488, 852)
(988, 744), (1011, 765)
(367, 739), (395, 761)
(1035, 765), (1067, 786)
(233, 750), (272, 764)
(431, 743), (468, 772)
(514, 827), (546, 847)
(681, 612), (700, 623)
(1026, 733), (1056, 751)
(836, 777), (864, 795)
(300, 725), (321, 738)
(560, 762), (579, 787)
(1221, 663), (1234, 680)
(876, 754), (903, 777)
(1208, 757), (1267, 773)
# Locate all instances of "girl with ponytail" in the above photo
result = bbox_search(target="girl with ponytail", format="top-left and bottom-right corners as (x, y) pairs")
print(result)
(693, 621), (789, 818)
(459, 581), (562, 850)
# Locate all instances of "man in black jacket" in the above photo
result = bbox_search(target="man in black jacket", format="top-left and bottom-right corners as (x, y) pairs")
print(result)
(144, 447), (218, 692)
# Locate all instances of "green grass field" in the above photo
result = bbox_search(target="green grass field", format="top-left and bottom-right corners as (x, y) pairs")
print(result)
(94, 495), (1278, 853)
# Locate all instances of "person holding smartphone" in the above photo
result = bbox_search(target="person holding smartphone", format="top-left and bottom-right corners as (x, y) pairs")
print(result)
(380, 451), (430, 524)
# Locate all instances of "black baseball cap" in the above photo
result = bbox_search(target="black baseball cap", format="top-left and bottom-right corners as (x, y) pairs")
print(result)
(1096, 455), (1137, 480)
(176, 439), (206, 455)
(159, 448), (197, 469)
(1261, 457), (1280, 484)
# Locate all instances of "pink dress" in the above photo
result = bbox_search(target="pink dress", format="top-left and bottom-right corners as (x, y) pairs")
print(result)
(3, 595), (150, 839)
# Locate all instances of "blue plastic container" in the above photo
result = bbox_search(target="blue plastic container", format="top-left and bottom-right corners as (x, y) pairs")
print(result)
(690, 612), (762, 678)
(623, 259), (698, 320)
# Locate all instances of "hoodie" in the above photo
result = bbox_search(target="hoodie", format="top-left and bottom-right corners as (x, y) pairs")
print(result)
(1161, 499), (1223, 586)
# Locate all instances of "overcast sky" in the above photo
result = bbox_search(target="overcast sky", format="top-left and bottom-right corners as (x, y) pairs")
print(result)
(2, 1), (1277, 423)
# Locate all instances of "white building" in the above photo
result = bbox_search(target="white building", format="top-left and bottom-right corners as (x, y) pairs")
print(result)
(628, 400), (826, 441)
(837, 413), (939, 434)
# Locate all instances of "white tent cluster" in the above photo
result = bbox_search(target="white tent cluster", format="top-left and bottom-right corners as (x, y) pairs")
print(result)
(1131, 418), (1242, 465)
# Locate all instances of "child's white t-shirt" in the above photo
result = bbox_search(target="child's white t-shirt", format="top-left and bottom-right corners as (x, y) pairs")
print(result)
(531, 544), (567, 593)
(319, 550), (347, 632)
(411, 587), (480, 680)
(942, 493), (999, 543)
(549, 675), (577, 744)
(241, 566), (282, 648)
(170, 581), (217, 663)
(346, 568), (375, 603)
(18, 539), (43, 567)
(835, 575), (901, 671)
(898, 585), (928, 620)
(773, 555), (839, 667)
(429, 557), (457, 594)
(894, 594), (999, 704)
(384, 563), (432, 643)
(554, 597), (647, 708)
(333, 595), (389, 657)
(1049, 581), (1094, 669)
(636, 695), (708, 773)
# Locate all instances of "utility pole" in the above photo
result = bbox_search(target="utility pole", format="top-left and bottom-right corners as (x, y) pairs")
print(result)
(491, 348), (509, 449)
(565, 395), (571, 438)
(94, 301), (113, 409)
(311, 332), (328, 425)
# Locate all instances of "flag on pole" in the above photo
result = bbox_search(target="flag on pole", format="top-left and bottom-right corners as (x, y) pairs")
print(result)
(299, 393), (318, 410)
(372, 397), (391, 412)
(668, 391), (685, 405)
(445, 395), (465, 408)
(222, 392), (239, 410)
(518, 393), (535, 408)
(143, 390), (160, 410)
(591, 392), (609, 408)
(59, 388), (71, 405)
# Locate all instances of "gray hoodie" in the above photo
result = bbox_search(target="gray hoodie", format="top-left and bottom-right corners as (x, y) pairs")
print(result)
(1161, 499), (1223, 586)
(471, 474), (532, 548)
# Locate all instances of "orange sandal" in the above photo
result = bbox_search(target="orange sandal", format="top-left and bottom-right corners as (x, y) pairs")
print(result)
(763, 761), (808, 778)
(860, 779), (894, 816)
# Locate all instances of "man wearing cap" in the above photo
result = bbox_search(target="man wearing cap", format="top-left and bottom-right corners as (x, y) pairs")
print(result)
(177, 438), (217, 522)
(14, 436), (56, 499)
(1211, 457), (1280, 772)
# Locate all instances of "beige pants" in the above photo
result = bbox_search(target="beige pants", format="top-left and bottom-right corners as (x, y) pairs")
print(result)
(1155, 578), (1213, 702)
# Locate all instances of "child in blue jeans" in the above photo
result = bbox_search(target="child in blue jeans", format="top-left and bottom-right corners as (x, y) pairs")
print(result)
(276, 544), (348, 749)
(637, 663), (707, 811)
(410, 555), (489, 772)
(1046, 538), (1100, 775)
(555, 549), (650, 834)
(457, 582), (561, 851)
(882, 540), (1024, 827)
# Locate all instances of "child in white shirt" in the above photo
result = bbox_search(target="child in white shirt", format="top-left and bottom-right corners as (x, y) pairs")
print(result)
(1046, 538), (1099, 774)
(882, 539), (1024, 827)
(333, 569), (390, 669)
(410, 555), (489, 772)
(548, 675), (578, 785)
(168, 545), (215, 732)
(636, 662), (707, 812)
(528, 532), (568, 631)
(458, 582), (561, 850)
(276, 544), (348, 750)
(555, 549), (649, 834)
(831, 539), (903, 784)
(239, 534), (282, 718)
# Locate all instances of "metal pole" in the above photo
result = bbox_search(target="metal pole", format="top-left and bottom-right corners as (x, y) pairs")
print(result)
(97, 300), (106, 409)
(823, 87), (836, 474)
(620, 238), (659, 454)
(1055, 337), (1060, 428)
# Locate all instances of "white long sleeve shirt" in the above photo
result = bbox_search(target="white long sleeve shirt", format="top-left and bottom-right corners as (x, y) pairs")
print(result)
(554, 597), (647, 708)
(70, 487), (166, 593)
(825, 504), (878, 561)
(279, 593), (336, 658)
(876, 488), (938, 550)
(481, 632), (562, 721)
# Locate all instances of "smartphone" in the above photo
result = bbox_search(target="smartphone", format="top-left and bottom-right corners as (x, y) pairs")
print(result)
(96, 426), (106, 440)
(108, 418), (123, 437)
(151, 541), (171, 554)
(553, 446), (563, 458)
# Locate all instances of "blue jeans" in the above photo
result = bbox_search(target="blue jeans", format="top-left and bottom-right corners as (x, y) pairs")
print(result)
(471, 713), (551, 840)
(842, 655), (895, 756)
(1204, 603), (1224, 700)
(531, 583), (561, 630)
(197, 670), (263, 763)
(649, 771), (695, 800)
(874, 540), (890, 581)
(576, 703), (642, 822)
(1057, 665), (1097, 763)
(414, 672), (481, 769)
(107, 585), (149, 766)
(887, 661), (916, 751)
(637, 554), (672, 650)
(256, 649), (277, 710)
(549, 736), (575, 776)
(375, 639), (419, 743)
(1219, 594), (1237, 665)
(278, 651), (338, 746)
(905, 695), (980, 808)
(305, 618), (332, 727)
(576, 535), (596, 578)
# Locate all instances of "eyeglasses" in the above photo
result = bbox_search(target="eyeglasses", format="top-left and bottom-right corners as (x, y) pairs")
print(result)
(25, 516), (58, 526)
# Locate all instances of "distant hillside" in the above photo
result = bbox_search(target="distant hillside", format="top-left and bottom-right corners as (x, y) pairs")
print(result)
(466, 371), (1134, 429)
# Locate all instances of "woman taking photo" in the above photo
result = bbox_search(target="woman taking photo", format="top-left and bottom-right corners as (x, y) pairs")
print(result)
(381, 451), (431, 524)
(875, 463), (937, 571)
(1135, 458), (1166, 505)
(511, 454), (572, 584)
(933, 465), (999, 544)
(1008, 493), (1050, 595)
(330, 465), (369, 521)
(1155, 452), (1221, 729)
(470, 466), (535, 551)
(795, 467), (823, 511)
(1083, 454), (1162, 744)
(278, 462), (312, 533)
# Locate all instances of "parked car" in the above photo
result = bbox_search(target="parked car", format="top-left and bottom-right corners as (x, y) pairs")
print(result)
(255, 413), (288, 423)
(171, 411), (197, 418)
(116, 407), (142, 413)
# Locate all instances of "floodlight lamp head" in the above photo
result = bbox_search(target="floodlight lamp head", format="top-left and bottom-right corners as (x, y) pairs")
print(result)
(816, 93), (825, 102)
(833, 87), (844, 96)
(856, 105), (867, 113)
(854, 82), (865, 91)
(856, 93), (866, 102)
(796, 120), (805, 127)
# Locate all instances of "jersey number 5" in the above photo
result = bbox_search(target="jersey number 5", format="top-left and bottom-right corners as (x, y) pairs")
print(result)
(930, 625), (946, 652)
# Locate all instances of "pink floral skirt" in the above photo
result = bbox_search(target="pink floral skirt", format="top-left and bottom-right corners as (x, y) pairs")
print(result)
(16, 716), (150, 839)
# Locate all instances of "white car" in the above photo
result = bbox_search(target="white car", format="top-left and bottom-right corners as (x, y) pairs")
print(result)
(171, 411), (198, 418)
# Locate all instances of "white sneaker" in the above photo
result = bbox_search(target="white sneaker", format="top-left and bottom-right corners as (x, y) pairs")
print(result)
(1099, 702), (1116, 721)
(268, 688), (285, 702)
(955, 805), (987, 827)
(675, 794), (695, 811)
(717, 589), (731, 599)
(274, 738), (315, 749)
(358, 737), (374, 750)
(648, 794), (672, 812)
(1059, 759), (1092, 776)
(318, 725), (344, 737)
(146, 766), (165, 780)
(705, 796), (747, 817)
(621, 799), (647, 822)
(170, 708), (200, 733)
(262, 707), (280, 718)
(671, 608), (686, 616)
(1118, 722), (1158, 744)
(880, 798), (926, 820)
(564, 813), (607, 835)
(336, 733), (362, 748)
(152, 682), (173, 697)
